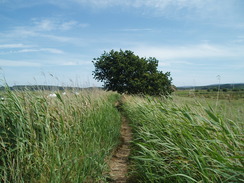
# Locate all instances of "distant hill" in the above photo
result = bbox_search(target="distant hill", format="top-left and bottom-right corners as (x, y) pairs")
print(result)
(177, 83), (244, 90)
(0, 85), (102, 91)
(1, 84), (243, 92)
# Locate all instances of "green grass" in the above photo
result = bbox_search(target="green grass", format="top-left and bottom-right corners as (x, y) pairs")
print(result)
(175, 89), (244, 100)
(172, 96), (244, 124)
(1, 87), (243, 182)
(0, 88), (121, 182)
(123, 95), (244, 182)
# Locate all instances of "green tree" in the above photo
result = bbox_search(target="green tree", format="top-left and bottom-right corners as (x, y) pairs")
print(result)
(92, 49), (173, 96)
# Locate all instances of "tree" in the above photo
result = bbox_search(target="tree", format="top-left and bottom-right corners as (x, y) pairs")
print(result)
(92, 49), (173, 96)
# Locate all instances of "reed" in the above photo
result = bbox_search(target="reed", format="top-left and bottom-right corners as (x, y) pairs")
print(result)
(123, 95), (243, 182)
(0, 88), (121, 182)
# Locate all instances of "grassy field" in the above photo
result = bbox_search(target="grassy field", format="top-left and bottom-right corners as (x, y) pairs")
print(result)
(175, 89), (244, 100)
(0, 88), (121, 182)
(0, 88), (243, 182)
(123, 94), (243, 182)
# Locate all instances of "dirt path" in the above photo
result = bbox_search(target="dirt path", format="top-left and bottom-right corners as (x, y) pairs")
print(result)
(108, 103), (132, 183)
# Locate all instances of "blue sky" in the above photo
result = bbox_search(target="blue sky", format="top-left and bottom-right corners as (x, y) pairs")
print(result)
(0, 0), (244, 87)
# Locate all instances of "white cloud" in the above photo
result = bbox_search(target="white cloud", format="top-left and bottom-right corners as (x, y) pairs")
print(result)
(71, 0), (236, 20)
(18, 48), (64, 54)
(0, 24), (79, 44)
(60, 61), (90, 66)
(40, 34), (74, 42)
(0, 43), (32, 48)
(60, 21), (78, 30)
(158, 60), (192, 67)
(235, 23), (244, 29)
(132, 0), (207, 9)
(1, 17), (90, 46)
(232, 35), (244, 44)
(73, 0), (120, 8)
(42, 48), (64, 54)
(0, 18), (87, 44)
(2, 0), (240, 21)
(132, 43), (244, 61)
(158, 62), (170, 67)
(34, 19), (56, 31)
(0, 26), (39, 39)
(0, 48), (64, 54)
(32, 18), (89, 32)
(0, 59), (41, 67)
(61, 61), (78, 66)
(120, 28), (153, 32)
(60, 21), (89, 30)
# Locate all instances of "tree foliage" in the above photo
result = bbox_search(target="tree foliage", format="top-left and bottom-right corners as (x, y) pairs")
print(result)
(92, 49), (173, 96)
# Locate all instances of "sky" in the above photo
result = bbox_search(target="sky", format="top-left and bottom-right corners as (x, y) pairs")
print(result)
(0, 0), (244, 87)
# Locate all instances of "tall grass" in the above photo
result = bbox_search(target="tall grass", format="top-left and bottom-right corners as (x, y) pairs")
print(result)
(123, 95), (243, 182)
(0, 88), (121, 182)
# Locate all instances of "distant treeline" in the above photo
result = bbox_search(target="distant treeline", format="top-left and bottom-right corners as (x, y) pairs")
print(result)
(177, 83), (244, 91)
(0, 85), (102, 91)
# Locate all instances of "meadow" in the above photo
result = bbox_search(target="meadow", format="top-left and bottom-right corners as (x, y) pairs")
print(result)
(0, 88), (243, 182)
(175, 89), (244, 100)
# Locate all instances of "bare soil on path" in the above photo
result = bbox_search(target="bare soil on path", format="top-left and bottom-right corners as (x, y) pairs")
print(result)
(108, 103), (132, 183)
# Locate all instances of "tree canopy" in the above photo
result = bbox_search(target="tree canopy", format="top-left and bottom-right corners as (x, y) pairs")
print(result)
(92, 49), (173, 96)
